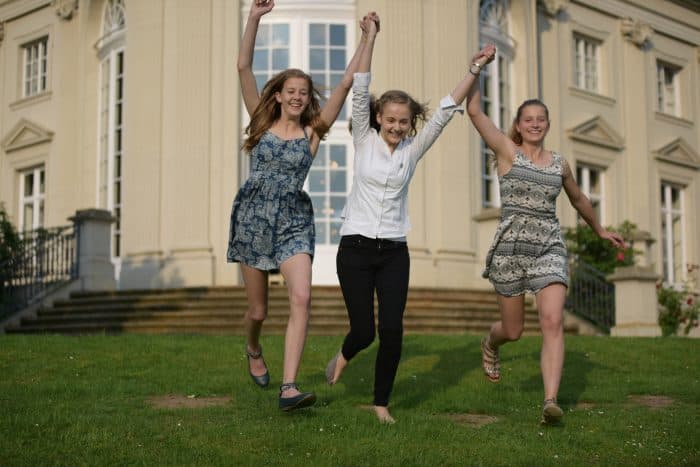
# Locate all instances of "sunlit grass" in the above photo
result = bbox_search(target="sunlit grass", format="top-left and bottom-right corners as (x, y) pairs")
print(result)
(1, 335), (698, 466)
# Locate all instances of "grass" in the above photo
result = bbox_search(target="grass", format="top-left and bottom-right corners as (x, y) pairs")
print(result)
(1, 334), (699, 466)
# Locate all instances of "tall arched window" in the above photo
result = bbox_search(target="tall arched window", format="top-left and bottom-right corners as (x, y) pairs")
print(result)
(479, 0), (514, 208)
(96, 0), (126, 259)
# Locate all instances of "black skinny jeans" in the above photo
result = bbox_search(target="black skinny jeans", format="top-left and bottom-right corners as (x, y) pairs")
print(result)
(336, 234), (410, 407)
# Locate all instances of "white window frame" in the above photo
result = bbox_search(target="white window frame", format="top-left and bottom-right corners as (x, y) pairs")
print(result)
(22, 36), (49, 97)
(18, 166), (45, 232)
(660, 182), (686, 285)
(576, 164), (605, 226)
(656, 61), (681, 117)
(96, 0), (126, 261)
(573, 34), (600, 92)
(479, 0), (513, 208)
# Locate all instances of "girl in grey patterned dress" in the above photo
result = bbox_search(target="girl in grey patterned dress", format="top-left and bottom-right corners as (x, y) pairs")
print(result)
(466, 46), (625, 424)
(233, 0), (374, 411)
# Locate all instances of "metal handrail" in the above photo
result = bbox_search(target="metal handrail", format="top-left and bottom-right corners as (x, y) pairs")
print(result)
(0, 225), (78, 318)
(565, 256), (616, 332)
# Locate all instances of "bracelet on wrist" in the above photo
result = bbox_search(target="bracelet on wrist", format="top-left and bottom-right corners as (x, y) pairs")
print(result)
(469, 62), (482, 76)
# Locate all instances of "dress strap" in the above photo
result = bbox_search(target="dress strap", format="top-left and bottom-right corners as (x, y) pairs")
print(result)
(302, 126), (310, 140)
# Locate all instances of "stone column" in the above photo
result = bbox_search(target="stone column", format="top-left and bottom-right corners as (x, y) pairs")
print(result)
(69, 209), (116, 291)
(609, 266), (661, 336)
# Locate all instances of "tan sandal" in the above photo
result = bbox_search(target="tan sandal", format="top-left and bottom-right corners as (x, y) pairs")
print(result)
(541, 398), (564, 425)
(481, 335), (501, 383)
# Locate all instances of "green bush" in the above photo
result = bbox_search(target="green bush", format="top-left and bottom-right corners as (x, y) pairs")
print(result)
(657, 265), (700, 336)
(0, 203), (22, 306)
(564, 220), (638, 274)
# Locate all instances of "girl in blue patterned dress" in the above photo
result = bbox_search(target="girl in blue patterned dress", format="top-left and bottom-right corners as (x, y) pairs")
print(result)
(465, 46), (625, 424)
(230, 0), (375, 411)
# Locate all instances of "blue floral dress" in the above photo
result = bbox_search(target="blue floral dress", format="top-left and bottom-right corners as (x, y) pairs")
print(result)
(227, 130), (315, 271)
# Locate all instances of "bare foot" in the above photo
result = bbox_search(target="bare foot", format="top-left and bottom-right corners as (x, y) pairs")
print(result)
(326, 352), (348, 385)
(373, 406), (396, 424)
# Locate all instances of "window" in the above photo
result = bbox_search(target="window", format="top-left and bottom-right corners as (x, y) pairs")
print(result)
(309, 142), (350, 245)
(97, 0), (126, 258)
(246, 9), (353, 247)
(660, 183), (685, 284)
(22, 37), (48, 97)
(573, 34), (600, 92)
(576, 164), (604, 225)
(19, 167), (45, 232)
(657, 61), (680, 116)
(479, 0), (513, 208)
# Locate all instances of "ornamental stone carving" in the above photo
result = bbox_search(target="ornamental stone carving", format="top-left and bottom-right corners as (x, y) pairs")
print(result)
(539, 0), (566, 18)
(621, 17), (653, 47)
(52, 0), (79, 20)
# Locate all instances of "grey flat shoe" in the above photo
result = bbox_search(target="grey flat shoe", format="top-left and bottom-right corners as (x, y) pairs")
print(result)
(279, 383), (316, 412)
(246, 345), (270, 388)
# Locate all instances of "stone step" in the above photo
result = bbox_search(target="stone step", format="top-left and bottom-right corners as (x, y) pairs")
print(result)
(5, 285), (572, 335)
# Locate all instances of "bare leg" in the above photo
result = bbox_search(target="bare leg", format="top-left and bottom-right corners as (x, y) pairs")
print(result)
(240, 264), (269, 377)
(535, 283), (566, 401)
(278, 253), (313, 398)
(489, 294), (526, 348)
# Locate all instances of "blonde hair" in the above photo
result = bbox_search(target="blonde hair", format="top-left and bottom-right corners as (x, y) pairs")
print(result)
(243, 69), (329, 153)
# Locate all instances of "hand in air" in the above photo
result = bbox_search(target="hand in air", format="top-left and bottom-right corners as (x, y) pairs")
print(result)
(471, 43), (496, 68)
(251, 0), (274, 18)
(360, 11), (380, 36)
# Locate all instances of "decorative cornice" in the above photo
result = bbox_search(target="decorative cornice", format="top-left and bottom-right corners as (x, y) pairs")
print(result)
(567, 116), (625, 151)
(52, 0), (78, 20)
(1, 118), (54, 152)
(620, 17), (653, 47)
(539, 0), (566, 18)
(653, 137), (700, 170)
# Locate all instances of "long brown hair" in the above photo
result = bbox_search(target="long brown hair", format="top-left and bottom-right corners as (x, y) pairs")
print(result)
(507, 99), (550, 145)
(243, 69), (329, 153)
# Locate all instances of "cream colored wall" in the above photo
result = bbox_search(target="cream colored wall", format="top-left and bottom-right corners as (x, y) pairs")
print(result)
(1, 0), (698, 292)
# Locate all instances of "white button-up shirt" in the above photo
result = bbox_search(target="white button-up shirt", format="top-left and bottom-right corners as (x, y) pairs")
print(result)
(339, 72), (462, 239)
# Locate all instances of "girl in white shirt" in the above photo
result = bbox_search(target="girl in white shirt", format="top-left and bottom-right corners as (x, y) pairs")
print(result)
(325, 18), (496, 423)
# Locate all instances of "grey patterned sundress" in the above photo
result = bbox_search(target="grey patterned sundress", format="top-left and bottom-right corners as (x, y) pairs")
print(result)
(482, 150), (569, 296)
(227, 130), (315, 271)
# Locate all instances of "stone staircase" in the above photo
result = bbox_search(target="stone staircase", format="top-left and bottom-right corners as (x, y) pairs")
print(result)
(4, 286), (578, 335)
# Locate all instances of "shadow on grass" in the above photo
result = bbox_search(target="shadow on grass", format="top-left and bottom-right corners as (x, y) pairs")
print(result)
(393, 340), (478, 410)
(519, 348), (606, 409)
(321, 338), (478, 410)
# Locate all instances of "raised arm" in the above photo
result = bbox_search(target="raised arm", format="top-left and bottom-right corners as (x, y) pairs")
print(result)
(450, 44), (495, 106)
(465, 46), (516, 167)
(317, 13), (379, 131)
(562, 160), (625, 248)
(237, 0), (275, 117)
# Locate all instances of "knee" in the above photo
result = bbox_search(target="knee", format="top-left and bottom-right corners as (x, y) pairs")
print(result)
(540, 313), (563, 335)
(502, 324), (524, 342)
(246, 303), (267, 322)
(288, 287), (311, 311)
(378, 325), (403, 343)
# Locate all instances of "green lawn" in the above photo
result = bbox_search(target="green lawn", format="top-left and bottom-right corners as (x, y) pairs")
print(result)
(1, 334), (698, 466)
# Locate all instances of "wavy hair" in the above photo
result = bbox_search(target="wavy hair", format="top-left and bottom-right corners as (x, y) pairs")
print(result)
(243, 69), (329, 153)
(507, 99), (550, 145)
